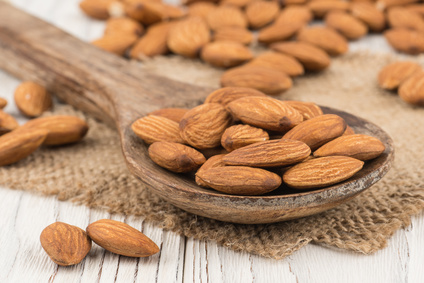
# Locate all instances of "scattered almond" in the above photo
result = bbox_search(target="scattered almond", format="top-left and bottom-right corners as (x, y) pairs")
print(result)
(325, 11), (368, 40)
(246, 52), (305, 77)
(257, 22), (303, 44)
(212, 27), (254, 45)
(200, 41), (254, 68)
(282, 114), (346, 151)
(283, 156), (364, 189)
(206, 6), (248, 31)
(14, 81), (52, 118)
(148, 108), (188, 123)
(297, 26), (349, 56)
(86, 219), (159, 257)
(308, 0), (350, 18)
(376, 0), (420, 10)
(196, 166), (282, 195)
(377, 61), (422, 90)
(349, 2), (386, 32)
(221, 124), (269, 152)
(384, 28), (424, 54)
(104, 17), (144, 36)
(179, 103), (233, 149)
(149, 141), (206, 172)
(274, 6), (313, 26)
(0, 97), (7, 109)
(221, 65), (293, 94)
(40, 222), (92, 266)
(187, 2), (217, 19)
(204, 87), (266, 107)
(284, 101), (324, 120)
(92, 33), (138, 56)
(398, 71), (424, 106)
(79, 0), (114, 19)
(387, 7), (424, 32)
(245, 0), (280, 30)
(0, 110), (19, 135)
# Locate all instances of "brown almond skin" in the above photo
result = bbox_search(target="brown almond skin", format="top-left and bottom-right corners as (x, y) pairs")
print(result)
(274, 6), (313, 26)
(283, 156), (364, 189)
(22, 115), (89, 146)
(147, 108), (188, 123)
(196, 166), (282, 195)
(195, 154), (226, 187)
(284, 101), (323, 120)
(313, 134), (385, 161)
(350, 2), (386, 32)
(167, 17), (211, 58)
(398, 71), (424, 106)
(308, 0), (350, 18)
(188, 2), (217, 20)
(378, 61), (422, 90)
(132, 115), (185, 144)
(179, 103), (233, 149)
(258, 22), (304, 45)
(387, 7), (424, 32)
(220, 0), (254, 8)
(245, 0), (280, 30)
(227, 96), (303, 132)
(104, 17), (144, 36)
(212, 27), (254, 45)
(148, 141), (206, 173)
(221, 124), (269, 152)
(206, 6), (248, 31)
(204, 87), (266, 107)
(0, 97), (7, 109)
(40, 222), (92, 266)
(297, 26), (349, 56)
(270, 42), (331, 71)
(246, 52), (304, 77)
(220, 65), (293, 94)
(376, 0), (419, 10)
(325, 11), (368, 40)
(92, 34), (138, 56)
(86, 219), (159, 257)
(200, 41), (254, 68)
(0, 110), (19, 135)
(79, 0), (114, 20)
(130, 21), (175, 59)
(14, 81), (52, 118)
(282, 114), (346, 151)
(223, 139), (311, 167)
(0, 127), (48, 166)
(343, 125), (355, 136)
(384, 28), (424, 55)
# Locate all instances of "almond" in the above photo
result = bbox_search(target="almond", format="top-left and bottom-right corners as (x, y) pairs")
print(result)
(79, 0), (114, 20)
(313, 134), (385, 161)
(123, 0), (152, 22)
(22, 115), (89, 146)
(167, 17), (211, 58)
(40, 222), (91, 266)
(206, 6), (248, 30)
(104, 17), (144, 36)
(387, 7), (424, 32)
(195, 166), (282, 195)
(308, 0), (350, 18)
(92, 33), (138, 56)
(220, 65), (293, 94)
(257, 22), (304, 44)
(284, 101), (324, 120)
(147, 108), (188, 123)
(221, 124), (269, 152)
(219, 0), (255, 8)
(325, 11), (368, 40)
(282, 114), (346, 151)
(377, 61), (422, 90)
(195, 153), (226, 187)
(204, 87), (266, 106)
(376, 0), (420, 10)
(405, 4), (424, 17)
(212, 27), (254, 45)
(297, 26), (349, 56)
(245, 0), (280, 29)
(384, 28), (424, 54)
(226, 96), (303, 132)
(274, 6), (313, 26)
(14, 81), (52, 118)
(200, 41), (253, 68)
(188, 2), (217, 19)
(86, 219), (159, 257)
(179, 103), (232, 149)
(343, 125), (355, 136)
(0, 127), (48, 166)
(130, 21), (175, 59)
(223, 139), (311, 167)
(283, 156), (364, 189)
(148, 141), (206, 172)
(0, 110), (19, 135)
(349, 2), (386, 32)
(0, 97), (7, 109)
(246, 52), (305, 77)
(270, 41), (331, 71)
(124, 0), (185, 25)
(132, 115), (185, 144)
(398, 71), (424, 106)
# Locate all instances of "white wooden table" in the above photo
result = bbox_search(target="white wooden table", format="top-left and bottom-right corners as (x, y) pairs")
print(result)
(1, 0), (424, 282)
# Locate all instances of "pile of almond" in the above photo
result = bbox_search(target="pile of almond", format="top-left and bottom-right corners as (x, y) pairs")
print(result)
(0, 82), (89, 167)
(40, 219), (159, 266)
(378, 61), (424, 106)
(132, 87), (386, 196)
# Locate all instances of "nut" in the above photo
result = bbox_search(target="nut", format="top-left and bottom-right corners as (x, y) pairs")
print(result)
(0, 110), (19, 135)
(200, 41), (253, 68)
(246, 52), (304, 77)
(245, 0), (280, 29)
(325, 11), (368, 40)
(14, 81), (52, 118)
(378, 61), (422, 90)
(204, 87), (266, 107)
(147, 107), (188, 123)
(132, 115), (185, 144)
(297, 26), (349, 56)
(221, 124), (269, 152)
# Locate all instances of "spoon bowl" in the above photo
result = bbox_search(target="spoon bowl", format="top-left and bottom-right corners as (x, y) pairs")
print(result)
(0, 3), (394, 223)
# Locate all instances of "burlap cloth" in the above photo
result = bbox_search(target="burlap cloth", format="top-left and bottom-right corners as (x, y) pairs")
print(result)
(1, 51), (424, 259)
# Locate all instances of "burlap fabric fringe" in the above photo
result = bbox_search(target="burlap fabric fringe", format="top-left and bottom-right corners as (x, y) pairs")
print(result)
(1, 52), (423, 259)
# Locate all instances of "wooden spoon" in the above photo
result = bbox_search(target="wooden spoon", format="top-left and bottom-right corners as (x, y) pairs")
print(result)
(0, 3), (394, 224)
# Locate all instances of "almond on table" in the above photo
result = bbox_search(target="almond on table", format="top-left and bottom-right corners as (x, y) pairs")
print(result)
(14, 81), (52, 118)
(378, 61), (422, 90)
(200, 41), (254, 68)
(246, 52), (305, 77)
(0, 110), (19, 135)
(325, 11), (368, 40)
(0, 97), (7, 109)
